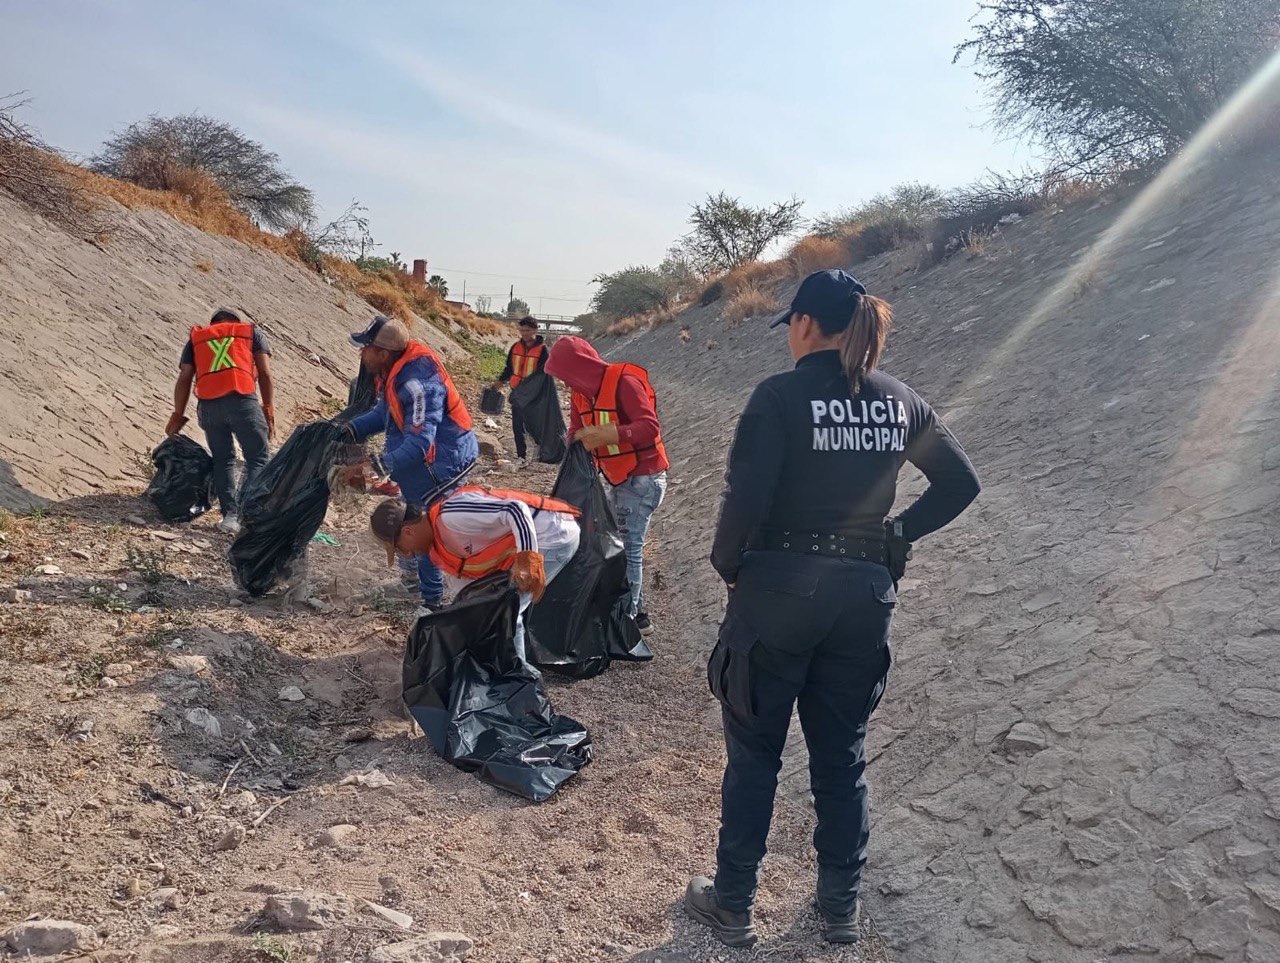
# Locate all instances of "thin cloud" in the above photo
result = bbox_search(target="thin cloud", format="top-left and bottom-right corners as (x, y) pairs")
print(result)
(370, 40), (733, 193)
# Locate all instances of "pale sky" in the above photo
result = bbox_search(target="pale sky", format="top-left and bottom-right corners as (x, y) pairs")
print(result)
(3, 0), (1033, 317)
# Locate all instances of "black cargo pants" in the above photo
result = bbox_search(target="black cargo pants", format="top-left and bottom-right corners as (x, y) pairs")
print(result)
(707, 552), (894, 916)
(197, 393), (270, 516)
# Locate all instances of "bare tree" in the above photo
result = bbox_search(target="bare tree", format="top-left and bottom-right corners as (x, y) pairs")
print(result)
(474, 294), (493, 314)
(0, 95), (108, 241)
(306, 200), (374, 260)
(957, 0), (1280, 172)
(679, 192), (805, 273)
(91, 113), (314, 230)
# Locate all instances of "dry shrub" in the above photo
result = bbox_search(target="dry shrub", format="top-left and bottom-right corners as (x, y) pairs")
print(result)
(723, 284), (777, 326)
(73, 165), (299, 260)
(785, 235), (847, 276)
(353, 276), (415, 323)
(194, 259), (212, 273)
(0, 98), (110, 241)
(606, 316), (645, 336)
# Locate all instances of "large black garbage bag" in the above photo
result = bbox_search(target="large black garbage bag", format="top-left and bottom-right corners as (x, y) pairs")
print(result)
(337, 368), (377, 466)
(510, 371), (567, 464)
(403, 573), (592, 802)
(480, 386), (505, 415)
(229, 421), (342, 596)
(525, 442), (652, 679)
(146, 435), (214, 522)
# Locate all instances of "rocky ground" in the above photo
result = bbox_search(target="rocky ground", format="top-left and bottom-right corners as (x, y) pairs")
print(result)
(612, 148), (1280, 962)
(0, 392), (892, 962)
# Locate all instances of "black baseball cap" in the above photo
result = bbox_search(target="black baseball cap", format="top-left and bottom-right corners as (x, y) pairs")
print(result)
(350, 315), (409, 350)
(770, 269), (868, 332)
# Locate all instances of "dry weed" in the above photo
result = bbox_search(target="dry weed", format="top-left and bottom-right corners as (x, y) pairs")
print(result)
(723, 284), (777, 326)
(785, 235), (847, 276)
(194, 259), (213, 273)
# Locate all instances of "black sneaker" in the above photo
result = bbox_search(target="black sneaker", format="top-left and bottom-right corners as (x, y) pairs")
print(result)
(634, 611), (654, 636)
(816, 900), (861, 944)
(684, 877), (756, 948)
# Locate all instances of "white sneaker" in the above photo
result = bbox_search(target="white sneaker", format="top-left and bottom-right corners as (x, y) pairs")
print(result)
(217, 514), (241, 535)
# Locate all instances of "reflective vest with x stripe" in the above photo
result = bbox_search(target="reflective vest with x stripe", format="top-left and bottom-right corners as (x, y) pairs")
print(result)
(191, 322), (258, 400)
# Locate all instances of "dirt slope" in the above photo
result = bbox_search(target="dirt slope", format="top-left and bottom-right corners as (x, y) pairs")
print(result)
(0, 191), (465, 512)
(611, 149), (1280, 962)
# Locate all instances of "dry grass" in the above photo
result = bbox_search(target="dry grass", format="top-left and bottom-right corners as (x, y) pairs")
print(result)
(606, 315), (646, 336)
(723, 284), (777, 326)
(785, 235), (848, 277)
(194, 259), (213, 273)
(72, 165), (303, 260)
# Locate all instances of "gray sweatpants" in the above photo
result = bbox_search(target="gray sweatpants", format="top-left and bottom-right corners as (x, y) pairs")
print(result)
(197, 393), (270, 516)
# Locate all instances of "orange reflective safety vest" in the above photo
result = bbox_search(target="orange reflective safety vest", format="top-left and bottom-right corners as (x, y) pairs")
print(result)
(382, 341), (474, 461)
(571, 363), (669, 485)
(427, 486), (580, 580)
(508, 340), (546, 389)
(190, 322), (258, 400)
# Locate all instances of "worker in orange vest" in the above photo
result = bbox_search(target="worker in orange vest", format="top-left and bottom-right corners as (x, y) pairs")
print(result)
(369, 487), (580, 663)
(341, 315), (480, 609)
(491, 316), (548, 465)
(166, 307), (276, 534)
(545, 336), (669, 636)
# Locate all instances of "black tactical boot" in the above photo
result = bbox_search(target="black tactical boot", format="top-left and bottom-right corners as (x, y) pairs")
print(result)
(815, 899), (861, 943)
(684, 877), (758, 948)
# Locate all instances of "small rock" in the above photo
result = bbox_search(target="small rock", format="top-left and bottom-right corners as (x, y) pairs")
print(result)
(116, 582), (129, 592)
(278, 685), (306, 702)
(184, 708), (222, 739)
(99, 677), (119, 690)
(369, 933), (474, 962)
(363, 899), (414, 929)
(306, 597), (332, 613)
(0, 919), (98, 955)
(70, 548), (92, 560)
(342, 727), (375, 743)
(34, 564), (63, 576)
(167, 655), (211, 677)
(339, 769), (394, 789)
(213, 824), (246, 852)
(71, 718), (95, 742)
(314, 824), (359, 848)
(104, 662), (134, 677)
(229, 598), (245, 608)
(148, 923), (182, 939)
(126, 515), (148, 526)
(180, 806), (195, 819)
(152, 887), (183, 909)
(263, 891), (354, 931)
(6, 588), (32, 603)
(125, 877), (145, 899)
(1004, 722), (1048, 753)
(149, 530), (180, 541)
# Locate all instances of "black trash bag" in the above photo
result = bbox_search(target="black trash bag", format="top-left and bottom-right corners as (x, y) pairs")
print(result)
(402, 572), (592, 802)
(510, 371), (567, 464)
(337, 368), (377, 466)
(145, 435), (214, 522)
(480, 386), (505, 416)
(525, 442), (652, 679)
(228, 421), (342, 596)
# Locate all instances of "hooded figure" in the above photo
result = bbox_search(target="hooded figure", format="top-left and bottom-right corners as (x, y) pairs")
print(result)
(545, 336), (669, 636)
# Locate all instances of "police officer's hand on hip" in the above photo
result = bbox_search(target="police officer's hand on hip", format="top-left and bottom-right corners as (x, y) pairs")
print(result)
(685, 269), (981, 948)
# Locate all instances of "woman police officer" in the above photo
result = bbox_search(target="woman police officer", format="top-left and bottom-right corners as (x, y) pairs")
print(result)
(685, 269), (980, 947)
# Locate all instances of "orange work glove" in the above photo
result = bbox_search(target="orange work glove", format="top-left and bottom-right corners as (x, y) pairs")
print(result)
(510, 550), (547, 602)
(263, 403), (277, 441)
(164, 412), (188, 437)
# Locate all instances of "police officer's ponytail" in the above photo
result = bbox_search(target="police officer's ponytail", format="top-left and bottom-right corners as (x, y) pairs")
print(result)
(839, 294), (893, 393)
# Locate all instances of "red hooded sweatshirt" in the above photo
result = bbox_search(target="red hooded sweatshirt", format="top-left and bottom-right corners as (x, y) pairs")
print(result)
(545, 336), (669, 477)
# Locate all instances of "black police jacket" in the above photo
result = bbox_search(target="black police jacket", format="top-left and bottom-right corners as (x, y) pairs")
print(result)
(711, 350), (979, 584)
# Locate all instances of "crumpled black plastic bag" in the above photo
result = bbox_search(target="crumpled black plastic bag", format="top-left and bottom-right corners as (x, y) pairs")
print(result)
(228, 368), (375, 597)
(525, 442), (652, 678)
(403, 572), (592, 801)
(146, 435), (214, 522)
(229, 421), (342, 596)
(510, 371), (567, 464)
(480, 386), (505, 415)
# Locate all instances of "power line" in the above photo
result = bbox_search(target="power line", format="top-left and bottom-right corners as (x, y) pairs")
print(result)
(430, 266), (598, 284)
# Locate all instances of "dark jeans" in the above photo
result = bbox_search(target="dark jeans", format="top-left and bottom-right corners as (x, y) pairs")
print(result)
(197, 393), (270, 516)
(511, 402), (528, 459)
(710, 554), (894, 916)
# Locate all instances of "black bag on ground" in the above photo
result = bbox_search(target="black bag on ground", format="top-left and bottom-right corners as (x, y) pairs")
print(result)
(509, 371), (567, 464)
(229, 367), (373, 596)
(229, 421), (341, 596)
(146, 435), (214, 522)
(525, 442), (652, 679)
(402, 572), (592, 802)
(480, 386), (505, 416)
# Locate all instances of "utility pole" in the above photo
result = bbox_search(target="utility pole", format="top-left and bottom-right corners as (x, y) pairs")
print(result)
(462, 280), (466, 305)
